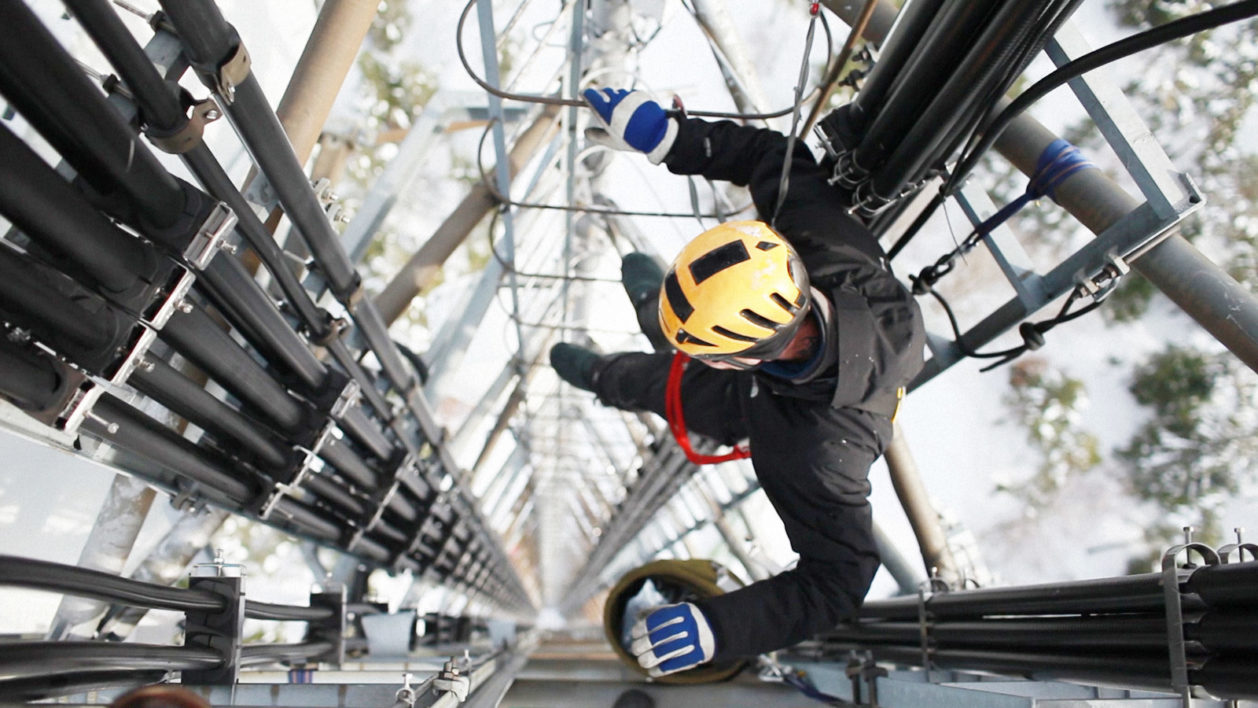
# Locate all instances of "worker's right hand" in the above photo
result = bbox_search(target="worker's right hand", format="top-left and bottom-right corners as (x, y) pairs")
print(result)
(629, 602), (715, 677)
(582, 87), (678, 165)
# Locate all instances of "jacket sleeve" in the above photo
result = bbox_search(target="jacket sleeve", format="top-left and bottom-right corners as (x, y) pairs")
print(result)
(663, 117), (885, 264)
(693, 405), (887, 660)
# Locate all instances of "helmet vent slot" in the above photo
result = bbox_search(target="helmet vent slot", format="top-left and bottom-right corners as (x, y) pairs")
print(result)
(663, 272), (694, 322)
(689, 240), (750, 284)
(713, 325), (760, 343)
(770, 293), (798, 313)
(739, 309), (781, 332)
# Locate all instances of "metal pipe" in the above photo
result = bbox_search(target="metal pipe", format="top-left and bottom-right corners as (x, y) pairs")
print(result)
(198, 257), (330, 394)
(48, 474), (157, 639)
(156, 0), (360, 298)
(0, 1), (184, 227)
(272, 0), (378, 168)
(994, 112), (1258, 373)
(883, 422), (957, 579)
(160, 303), (312, 435)
(0, 246), (124, 357)
(129, 355), (295, 471)
(0, 123), (157, 295)
(373, 106), (561, 324)
(869, 1), (1057, 201)
(851, 0), (1002, 173)
(0, 339), (67, 411)
(0, 670), (166, 702)
(0, 642), (222, 678)
(0, 555), (225, 612)
(85, 393), (259, 504)
(838, 0), (943, 125)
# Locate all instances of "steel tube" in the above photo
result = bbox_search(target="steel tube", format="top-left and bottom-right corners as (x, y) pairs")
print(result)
(160, 304), (311, 435)
(0, 2), (184, 227)
(87, 394), (259, 504)
(338, 406), (398, 462)
(318, 434), (380, 490)
(1185, 561), (1258, 608)
(239, 641), (335, 666)
(303, 473), (369, 518)
(159, 0), (361, 297)
(244, 601), (334, 622)
(199, 257), (330, 394)
(0, 670), (166, 702)
(0, 123), (155, 295)
(129, 356), (294, 471)
(851, 0), (1001, 172)
(0, 340), (66, 411)
(843, 0), (944, 126)
(0, 555), (224, 612)
(869, 1), (1056, 200)
(994, 107), (1258, 373)
(271, 0), (378, 167)
(0, 642), (222, 678)
(0, 247), (122, 356)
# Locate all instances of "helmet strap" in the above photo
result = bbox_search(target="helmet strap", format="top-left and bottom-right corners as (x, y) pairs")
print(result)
(665, 352), (752, 465)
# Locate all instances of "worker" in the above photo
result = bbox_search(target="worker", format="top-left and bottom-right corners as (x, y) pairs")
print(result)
(550, 88), (926, 677)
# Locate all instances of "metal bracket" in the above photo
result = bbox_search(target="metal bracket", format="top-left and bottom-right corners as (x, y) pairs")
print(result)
(1160, 526), (1221, 706)
(182, 202), (238, 271)
(329, 379), (361, 420)
(59, 326), (160, 435)
(258, 424), (336, 520)
(433, 654), (471, 702)
(212, 41), (251, 104)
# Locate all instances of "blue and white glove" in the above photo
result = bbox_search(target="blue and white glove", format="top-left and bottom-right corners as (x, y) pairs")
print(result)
(629, 602), (716, 677)
(582, 87), (679, 164)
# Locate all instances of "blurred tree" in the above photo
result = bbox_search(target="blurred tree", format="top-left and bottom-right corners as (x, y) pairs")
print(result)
(998, 358), (1101, 507)
(1116, 344), (1258, 542)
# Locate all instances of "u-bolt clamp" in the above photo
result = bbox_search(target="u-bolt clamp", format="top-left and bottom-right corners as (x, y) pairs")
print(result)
(1160, 526), (1221, 705)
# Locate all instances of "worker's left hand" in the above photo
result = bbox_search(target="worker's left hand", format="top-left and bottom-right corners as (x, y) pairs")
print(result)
(629, 602), (715, 677)
(582, 87), (678, 164)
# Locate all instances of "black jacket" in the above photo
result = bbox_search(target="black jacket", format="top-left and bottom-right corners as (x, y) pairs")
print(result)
(661, 117), (926, 659)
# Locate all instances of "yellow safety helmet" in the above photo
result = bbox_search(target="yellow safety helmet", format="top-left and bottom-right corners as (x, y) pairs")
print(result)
(658, 220), (810, 361)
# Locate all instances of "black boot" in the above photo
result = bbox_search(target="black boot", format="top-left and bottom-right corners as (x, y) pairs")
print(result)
(621, 253), (670, 351)
(549, 342), (601, 392)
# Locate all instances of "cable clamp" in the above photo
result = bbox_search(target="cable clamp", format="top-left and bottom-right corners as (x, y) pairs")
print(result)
(59, 326), (160, 435)
(330, 379), (361, 420)
(147, 96), (222, 155)
(213, 42), (252, 105)
(182, 202), (238, 271)
(260, 424), (336, 519)
(1218, 527), (1257, 564)
(1160, 526), (1220, 705)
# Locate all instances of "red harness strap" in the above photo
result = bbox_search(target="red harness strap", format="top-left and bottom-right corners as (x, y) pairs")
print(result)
(665, 351), (752, 465)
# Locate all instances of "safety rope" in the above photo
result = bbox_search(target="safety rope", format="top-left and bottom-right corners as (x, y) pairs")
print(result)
(665, 352), (752, 465)
(912, 139), (1096, 291)
(909, 139), (1109, 371)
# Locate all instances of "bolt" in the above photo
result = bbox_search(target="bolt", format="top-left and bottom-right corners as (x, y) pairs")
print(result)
(1236, 527), (1246, 543)
(177, 300), (193, 314)
(219, 241), (238, 255)
(1183, 526), (1194, 544)
(205, 108), (221, 121)
(106, 422), (119, 435)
